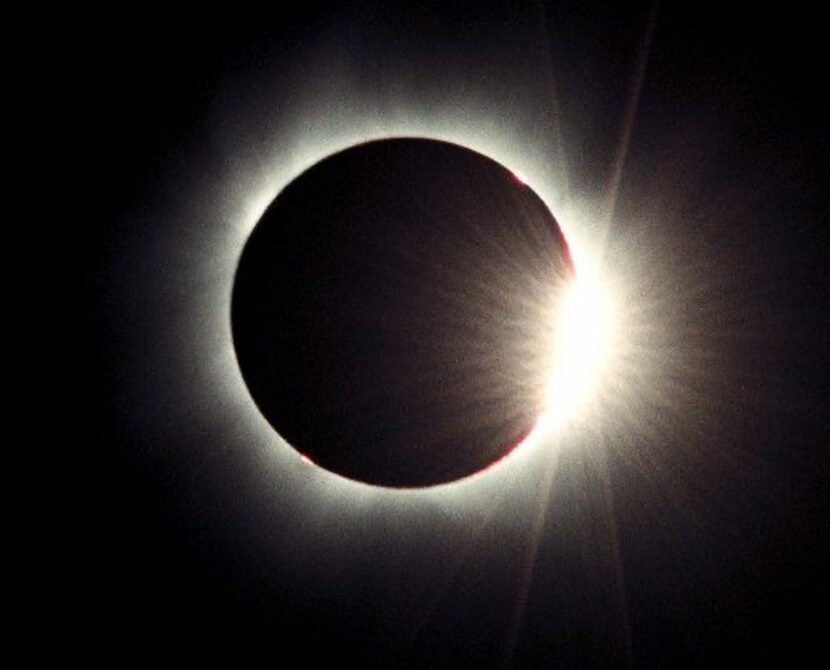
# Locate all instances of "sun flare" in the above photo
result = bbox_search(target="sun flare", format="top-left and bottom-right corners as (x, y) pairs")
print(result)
(536, 253), (619, 436)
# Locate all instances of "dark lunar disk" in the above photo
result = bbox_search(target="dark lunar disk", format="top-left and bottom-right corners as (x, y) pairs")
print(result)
(232, 138), (574, 487)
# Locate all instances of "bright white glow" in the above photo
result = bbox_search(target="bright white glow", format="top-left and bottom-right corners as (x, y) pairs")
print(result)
(537, 259), (619, 434)
(155, 61), (645, 499)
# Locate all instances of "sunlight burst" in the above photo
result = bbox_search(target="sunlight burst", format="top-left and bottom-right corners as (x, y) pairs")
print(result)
(538, 255), (620, 434)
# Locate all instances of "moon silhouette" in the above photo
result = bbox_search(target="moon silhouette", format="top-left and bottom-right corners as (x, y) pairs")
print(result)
(232, 138), (574, 487)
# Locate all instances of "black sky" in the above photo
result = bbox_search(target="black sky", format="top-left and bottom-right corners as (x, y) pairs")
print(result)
(79, 2), (827, 666)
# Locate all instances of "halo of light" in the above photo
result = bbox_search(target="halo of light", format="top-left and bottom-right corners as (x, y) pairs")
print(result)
(131, 42), (658, 516)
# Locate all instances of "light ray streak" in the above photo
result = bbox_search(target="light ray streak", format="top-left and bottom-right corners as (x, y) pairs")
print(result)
(403, 461), (531, 652)
(534, 0), (572, 207)
(504, 441), (561, 666)
(602, 0), (662, 237)
(595, 444), (634, 668)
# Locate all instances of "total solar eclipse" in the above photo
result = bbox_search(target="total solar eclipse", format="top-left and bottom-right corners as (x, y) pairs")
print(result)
(232, 138), (574, 487)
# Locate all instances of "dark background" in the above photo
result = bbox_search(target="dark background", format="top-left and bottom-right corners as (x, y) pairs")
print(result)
(77, 2), (826, 666)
